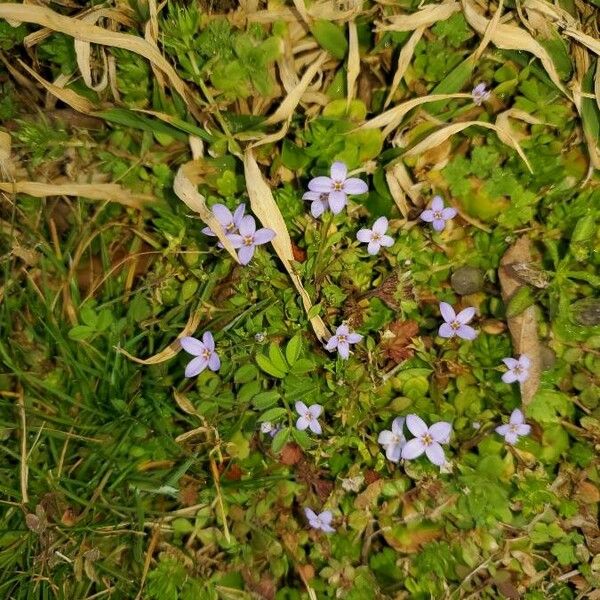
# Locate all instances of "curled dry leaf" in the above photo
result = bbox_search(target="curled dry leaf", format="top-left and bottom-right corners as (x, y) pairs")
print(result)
(379, 1), (461, 31)
(117, 309), (202, 365)
(384, 27), (424, 109)
(173, 161), (240, 262)
(499, 237), (541, 405)
(243, 149), (329, 341)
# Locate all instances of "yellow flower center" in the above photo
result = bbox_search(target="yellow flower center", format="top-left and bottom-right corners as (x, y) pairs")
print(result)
(243, 235), (254, 246)
(226, 222), (236, 233)
(372, 232), (381, 241)
(338, 334), (347, 344)
(433, 211), (442, 219)
(421, 433), (433, 446)
(202, 349), (211, 359)
(333, 181), (344, 191)
(450, 320), (460, 330)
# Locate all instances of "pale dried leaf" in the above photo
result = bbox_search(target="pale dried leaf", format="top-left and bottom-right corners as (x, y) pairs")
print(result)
(385, 167), (409, 219)
(499, 237), (541, 405)
(384, 27), (424, 109)
(379, 1), (461, 31)
(346, 21), (360, 103)
(117, 310), (202, 365)
(173, 162), (240, 262)
(74, 12), (109, 93)
(564, 27), (600, 56)
(473, 0), (504, 61)
(243, 150), (329, 341)
(0, 181), (152, 208)
(173, 390), (199, 415)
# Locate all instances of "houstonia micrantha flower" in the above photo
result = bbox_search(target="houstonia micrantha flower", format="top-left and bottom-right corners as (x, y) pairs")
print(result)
(302, 191), (329, 218)
(202, 203), (246, 242)
(356, 216), (394, 255)
(181, 332), (220, 377)
(401, 414), (452, 466)
(495, 409), (531, 445)
(325, 324), (363, 359)
(472, 83), (491, 106)
(378, 417), (406, 462)
(295, 401), (323, 434)
(501, 355), (530, 384)
(304, 508), (335, 533)
(420, 196), (457, 232)
(438, 302), (478, 340)
(307, 161), (368, 214)
(228, 215), (276, 265)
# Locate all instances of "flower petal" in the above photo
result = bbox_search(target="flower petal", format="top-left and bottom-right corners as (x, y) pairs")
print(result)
(202, 226), (216, 237)
(336, 324), (349, 336)
(328, 190), (347, 214)
(378, 430), (393, 446)
(386, 443), (402, 462)
(504, 431), (519, 445)
(180, 336), (205, 356)
(456, 307), (475, 324)
(228, 234), (243, 249)
(510, 409), (524, 425)
(516, 370), (530, 383)
(325, 336), (338, 351)
(401, 438), (425, 460)
(373, 216), (388, 234)
(304, 507), (317, 521)
(420, 209), (435, 222)
(309, 404), (323, 418)
(303, 191), (320, 201)
(495, 424), (510, 436)
(430, 421), (452, 444)
(433, 219), (446, 231)
(202, 331), (215, 352)
(237, 245), (255, 265)
(431, 196), (444, 212)
(438, 323), (455, 338)
(425, 442), (446, 466)
(330, 161), (347, 181)
(185, 356), (207, 378)
(238, 215), (256, 237)
(233, 203), (246, 226)
(311, 200), (326, 218)
(308, 176), (333, 192)
(519, 355), (531, 369)
(347, 332), (363, 344)
(337, 340), (350, 359)
(502, 370), (518, 384)
(343, 177), (368, 195)
(321, 522), (335, 533)
(309, 420), (322, 435)
(502, 358), (518, 369)
(212, 204), (233, 227)
(356, 228), (372, 243)
(295, 401), (308, 416)
(517, 423), (531, 436)
(319, 510), (333, 524)
(439, 302), (456, 323)
(253, 228), (276, 245)
(456, 324), (477, 340)
(380, 235), (395, 248)
(367, 240), (381, 255)
(296, 417), (309, 431)
(392, 417), (405, 435)
(406, 414), (428, 437)
(441, 207), (457, 220)
(208, 352), (220, 372)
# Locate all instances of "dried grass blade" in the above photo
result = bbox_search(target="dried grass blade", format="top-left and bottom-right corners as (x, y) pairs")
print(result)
(379, 1), (461, 31)
(347, 21), (360, 103)
(243, 150), (329, 341)
(384, 28), (424, 109)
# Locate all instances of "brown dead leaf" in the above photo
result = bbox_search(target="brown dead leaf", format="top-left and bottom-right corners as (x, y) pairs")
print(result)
(499, 237), (541, 405)
(280, 442), (303, 466)
(381, 320), (419, 363)
(354, 478), (384, 510)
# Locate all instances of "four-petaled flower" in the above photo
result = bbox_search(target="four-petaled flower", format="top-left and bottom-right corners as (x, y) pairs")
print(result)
(325, 324), (363, 359)
(202, 203), (246, 244)
(472, 83), (491, 106)
(308, 161), (368, 214)
(401, 414), (452, 466)
(295, 402), (323, 435)
(229, 215), (276, 265)
(495, 409), (531, 445)
(357, 216), (395, 255)
(378, 417), (406, 462)
(420, 196), (457, 232)
(501, 355), (530, 384)
(181, 332), (220, 377)
(302, 191), (329, 218)
(304, 508), (335, 533)
(438, 302), (478, 340)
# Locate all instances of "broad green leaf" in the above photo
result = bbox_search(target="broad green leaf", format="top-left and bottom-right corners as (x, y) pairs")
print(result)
(259, 407), (287, 422)
(285, 334), (303, 366)
(256, 353), (287, 378)
(310, 20), (348, 59)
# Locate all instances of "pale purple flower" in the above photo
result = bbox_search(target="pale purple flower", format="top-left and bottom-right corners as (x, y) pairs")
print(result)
(302, 191), (329, 218)
(420, 196), (457, 232)
(356, 216), (395, 255)
(324, 324), (363, 359)
(308, 161), (368, 214)
(472, 83), (491, 106)
(401, 414), (452, 466)
(260, 421), (282, 438)
(501, 355), (530, 384)
(378, 417), (406, 462)
(495, 409), (531, 445)
(202, 203), (246, 245)
(438, 302), (477, 340)
(181, 332), (220, 377)
(228, 215), (276, 265)
(295, 402), (323, 435)
(304, 508), (335, 533)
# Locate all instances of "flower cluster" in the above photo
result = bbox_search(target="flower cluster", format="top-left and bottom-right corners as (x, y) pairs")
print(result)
(203, 203), (275, 265)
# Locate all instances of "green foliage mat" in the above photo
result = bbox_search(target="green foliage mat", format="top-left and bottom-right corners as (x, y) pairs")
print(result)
(0, 0), (599, 598)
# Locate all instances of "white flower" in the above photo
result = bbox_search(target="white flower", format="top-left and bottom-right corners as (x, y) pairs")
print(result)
(377, 417), (406, 462)
(304, 508), (335, 533)
(307, 161), (368, 214)
(260, 421), (273, 434)
(501, 355), (530, 384)
(472, 83), (491, 106)
(401, 414), (452, 466)
(356, 216), (395, 255)
(495, 409), (531, 445)
(324, 324), (363, 359)
(295, 402), (323, 435)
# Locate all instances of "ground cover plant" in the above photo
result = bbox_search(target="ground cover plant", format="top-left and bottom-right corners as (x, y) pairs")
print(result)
(0, 0), (599, 598)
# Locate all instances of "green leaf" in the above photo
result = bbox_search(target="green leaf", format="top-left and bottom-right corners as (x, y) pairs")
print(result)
(80, 305), (97, 327)
(285, 334), (303, 366)
(234, 364), (259, 384)
(259, 407), (287, 422)
(310, 20), (348, 59)
(68, 325), (95, 341)
(281, 139), (310, 170)
(268, 343), (289, 373)
(252, 390), (280, 410)
(526, 390), (572, 423)
(506, 287), (535, 318)
(256, 353), (287, 378)
(271, 427), (291, 453)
